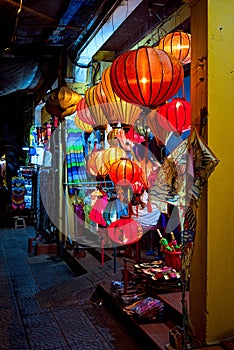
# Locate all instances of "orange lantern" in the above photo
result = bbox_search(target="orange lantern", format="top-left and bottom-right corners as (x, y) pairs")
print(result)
(76, 97), (96, 125)
(101, 66), (141, 128)
(84, 84), (108, 132)
(109, 158), (142, 186)
(158, 31), (191, 65)
(108, 216), (143, 245)
(75, 114), (93, 133)
(110, 47), (184, 109)
(156, 97), (191, 134)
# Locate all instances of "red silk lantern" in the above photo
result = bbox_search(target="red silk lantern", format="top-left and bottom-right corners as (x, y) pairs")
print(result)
(110, 47), (184, 109)
(101, 66), (141, 127)
(158, 31), (191, 65)
(109, 158), (142, 186)
(76, 97), (96, 125)
(108, 216), (143, 245)
(157, 97), (191, 134)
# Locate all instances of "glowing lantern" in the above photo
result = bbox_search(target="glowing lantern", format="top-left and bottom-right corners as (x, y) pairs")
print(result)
(87, 149), (109, 177)
(109, 158), (142, 186)
(158, 31), (191, 65)
(108, 216), (143, 245)
(74, 114), (93, 133)
(84, 84), (108, 132)
(100, 66), (141, 128)
(157, 98), (191, 134)
(110, 47), (184, 109)
(76, 97), (96, 125)
(102, 147), (126, 171)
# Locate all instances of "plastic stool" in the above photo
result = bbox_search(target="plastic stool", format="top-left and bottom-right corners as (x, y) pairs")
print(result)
(14, 217), (26, 229)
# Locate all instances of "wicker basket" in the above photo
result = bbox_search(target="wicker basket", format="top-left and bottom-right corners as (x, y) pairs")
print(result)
(164, 250), (181, 271)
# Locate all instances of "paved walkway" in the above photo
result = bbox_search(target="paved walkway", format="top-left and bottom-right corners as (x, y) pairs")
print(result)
(0, 226), (146, 350)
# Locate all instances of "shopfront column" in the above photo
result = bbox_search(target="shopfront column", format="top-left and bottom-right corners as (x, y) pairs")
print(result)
(189, 0), (234, 344)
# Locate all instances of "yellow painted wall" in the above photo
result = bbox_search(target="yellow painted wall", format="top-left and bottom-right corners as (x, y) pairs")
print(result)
(190, 0), (234, 344)
(207, 0), (234, 343)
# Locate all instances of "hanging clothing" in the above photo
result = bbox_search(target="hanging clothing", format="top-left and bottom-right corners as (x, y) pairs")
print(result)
(66, 118), (87, 195)
(89, 193), (108, 227)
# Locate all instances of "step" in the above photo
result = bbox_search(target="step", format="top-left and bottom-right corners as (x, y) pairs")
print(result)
(156, 291), (189, 328)
(140, 323), (170, 350)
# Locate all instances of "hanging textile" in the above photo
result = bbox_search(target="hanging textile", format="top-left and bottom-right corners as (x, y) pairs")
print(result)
(66, 118), (87, 194)
(11, 176), (26, 210)
(188, 128), (219, 203)
(73, 198), (85, 226)
(89, 192), (109, 226)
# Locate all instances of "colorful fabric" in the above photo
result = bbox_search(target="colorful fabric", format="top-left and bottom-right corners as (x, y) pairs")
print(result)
(66, 118), (87, 194)
(89, 194), (109, 226)
(11, 176), (26, 210)
(188, 128), (219, 202)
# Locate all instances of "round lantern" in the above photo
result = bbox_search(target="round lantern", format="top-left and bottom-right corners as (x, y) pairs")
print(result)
(76, 97), (96, 125)
(84, 84), (108, 131)
(109, 158), (142, 186)
(108, 216), (143, 245)
(156, 97), (191, 134)
(87, 149), (109, 177)
(110, 46), (184, 109)
(102, 146), (126, 171)
(100, 66), (141, 127)
(75, 113), (93, 133)
(158, 31), (191, 65)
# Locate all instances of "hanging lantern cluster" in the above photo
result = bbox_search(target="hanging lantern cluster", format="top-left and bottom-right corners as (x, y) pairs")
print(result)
(158, 31), (191, 65)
